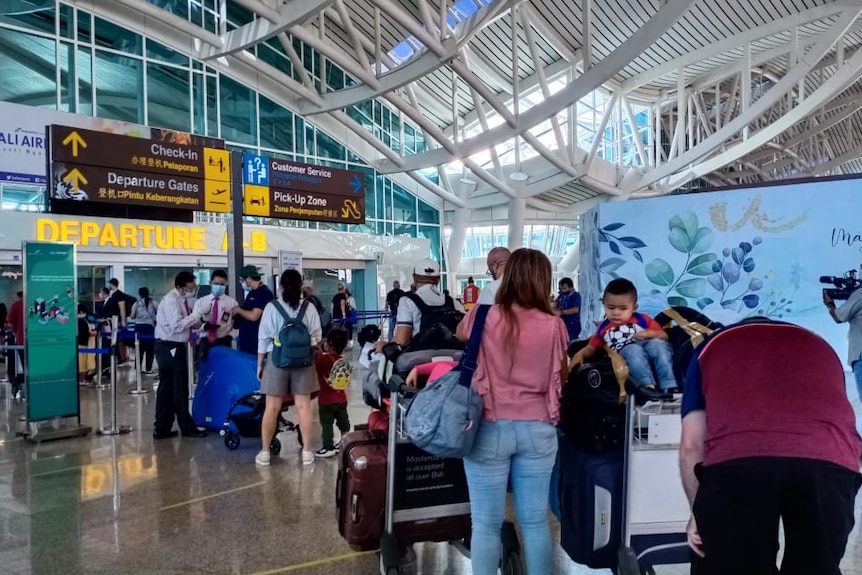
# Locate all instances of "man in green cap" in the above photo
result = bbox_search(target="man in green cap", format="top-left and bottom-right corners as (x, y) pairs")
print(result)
(231, 264), (274, 355)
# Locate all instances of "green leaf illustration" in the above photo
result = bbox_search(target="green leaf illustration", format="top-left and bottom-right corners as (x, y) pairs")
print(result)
(669, 212), (699, 246)
(645, 258), (675, 287)
(692, 227), (714, 252)
(686, 253), (719, 276)
(669, 227), (690, 253)
(668, 296), (689, 308)
(676, 278), (707, 298)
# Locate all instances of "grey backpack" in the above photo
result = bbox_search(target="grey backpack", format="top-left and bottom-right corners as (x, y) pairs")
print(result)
(270, 301), (315, 368)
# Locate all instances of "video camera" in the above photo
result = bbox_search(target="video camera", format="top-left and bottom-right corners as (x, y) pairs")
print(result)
(820, 269), (862, 300)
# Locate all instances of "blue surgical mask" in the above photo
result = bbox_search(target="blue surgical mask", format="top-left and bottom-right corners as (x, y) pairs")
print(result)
(242, 283), (251, 292)
(210, 285), (226, 296)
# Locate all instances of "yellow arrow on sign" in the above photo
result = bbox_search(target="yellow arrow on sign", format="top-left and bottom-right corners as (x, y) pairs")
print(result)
(61, 130), (87, 157)
(63, 168), (88, 193)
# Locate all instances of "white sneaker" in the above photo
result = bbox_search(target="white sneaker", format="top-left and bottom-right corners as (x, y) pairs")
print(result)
(255, 450), (271, 467)
(301, 450), (314, 465)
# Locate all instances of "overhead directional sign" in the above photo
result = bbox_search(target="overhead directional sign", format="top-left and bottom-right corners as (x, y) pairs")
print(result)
(48, 125), (231, 212)
(241, 154), (365, 224)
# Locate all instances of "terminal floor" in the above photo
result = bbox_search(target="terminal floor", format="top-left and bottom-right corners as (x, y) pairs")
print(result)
(0, 358), (860, 575)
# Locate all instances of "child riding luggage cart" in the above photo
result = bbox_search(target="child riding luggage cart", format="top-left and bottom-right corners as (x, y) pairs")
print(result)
(616, 395), (691, 575)
(337, 348), (523, 575)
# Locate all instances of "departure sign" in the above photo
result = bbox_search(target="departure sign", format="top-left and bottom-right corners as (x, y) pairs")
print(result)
(48, 125), (231, 213)
(242, 154), (365, 224)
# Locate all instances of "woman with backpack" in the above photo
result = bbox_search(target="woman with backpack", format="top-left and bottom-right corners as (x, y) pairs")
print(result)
(130, 287), (158, 374)
(256, 269), (322, 467)
(456, 248), (569, 575)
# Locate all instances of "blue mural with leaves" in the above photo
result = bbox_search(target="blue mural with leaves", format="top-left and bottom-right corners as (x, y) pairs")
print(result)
(579, 179), (862, 364)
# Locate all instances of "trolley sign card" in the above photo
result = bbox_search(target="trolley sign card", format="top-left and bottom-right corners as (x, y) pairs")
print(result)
(392, 443), (470, 512)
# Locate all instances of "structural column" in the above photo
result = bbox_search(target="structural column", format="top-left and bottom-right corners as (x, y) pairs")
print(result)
(507, 196), (527, 251)
(444, 178), (476, 290)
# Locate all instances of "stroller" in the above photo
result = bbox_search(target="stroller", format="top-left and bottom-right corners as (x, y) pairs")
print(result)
(220, 391), (308, 453)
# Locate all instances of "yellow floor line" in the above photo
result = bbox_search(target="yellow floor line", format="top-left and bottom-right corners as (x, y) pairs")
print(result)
(160, 480), (267, 511)
(244, 550), (376, 575)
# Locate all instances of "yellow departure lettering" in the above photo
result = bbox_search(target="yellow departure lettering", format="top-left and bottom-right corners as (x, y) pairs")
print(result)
(99, 224), (119, 247)
(81, 222), (100, 245)
(37, 219), (59, 241)
(118, 224), (136, 247)
(190, 228), (206, 251)
(60, 220), (79, 243)
(174, 227), (189, 250)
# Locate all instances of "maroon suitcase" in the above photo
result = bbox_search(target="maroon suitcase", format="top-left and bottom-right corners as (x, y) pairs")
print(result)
(336, 431), (472, 551)
(336, 430), (387, 551)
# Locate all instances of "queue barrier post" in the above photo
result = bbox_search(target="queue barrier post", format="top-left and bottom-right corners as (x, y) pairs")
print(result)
(96, 317), (132, 436)
(129, 331), (150, 396)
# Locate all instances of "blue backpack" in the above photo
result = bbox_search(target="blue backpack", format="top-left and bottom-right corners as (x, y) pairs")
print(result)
(270, 301), (315, 369)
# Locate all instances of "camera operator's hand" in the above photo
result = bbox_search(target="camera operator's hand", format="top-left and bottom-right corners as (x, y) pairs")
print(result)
(823, 292), (835, 306)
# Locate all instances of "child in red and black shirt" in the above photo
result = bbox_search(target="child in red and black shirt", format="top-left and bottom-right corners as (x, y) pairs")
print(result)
(571, 278), (678, 392)
(314, 329), (351, 459)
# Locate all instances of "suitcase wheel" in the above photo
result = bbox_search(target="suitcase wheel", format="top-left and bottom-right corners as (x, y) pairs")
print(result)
(224, 432), (240, 450)
(615, 546), (641, 575)
(270, 438), (281, 455)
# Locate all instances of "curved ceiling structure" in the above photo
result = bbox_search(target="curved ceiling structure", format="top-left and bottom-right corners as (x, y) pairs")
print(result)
(50, 0), (862, 220)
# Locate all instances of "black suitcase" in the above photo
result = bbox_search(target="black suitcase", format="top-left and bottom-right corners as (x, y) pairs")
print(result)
(559, 351), (626, 453)
(558, 433), (625, 569)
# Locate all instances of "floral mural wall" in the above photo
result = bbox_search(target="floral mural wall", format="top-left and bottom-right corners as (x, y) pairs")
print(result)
(578, 179), (862, 364)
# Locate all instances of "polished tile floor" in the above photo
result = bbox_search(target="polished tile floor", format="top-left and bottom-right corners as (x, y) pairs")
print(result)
(0, 355), (860, 575)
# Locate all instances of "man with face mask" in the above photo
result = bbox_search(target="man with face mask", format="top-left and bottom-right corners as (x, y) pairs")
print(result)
(555, 277), (582, 341)
(193, 269), (239, 361)
(231, 265), (274, 355)
(153, 270), (207, 439)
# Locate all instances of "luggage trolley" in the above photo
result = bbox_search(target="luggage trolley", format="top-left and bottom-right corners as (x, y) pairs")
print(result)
(378, 350), (523, 575)
(616, 396), (691, 575)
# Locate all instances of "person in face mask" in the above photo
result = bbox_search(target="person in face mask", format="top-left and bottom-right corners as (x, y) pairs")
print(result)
(554, 277), (582, 342)
(231, 265), (274, 355)
(153, 271), (207, 439)
(192, 270), (239, 361)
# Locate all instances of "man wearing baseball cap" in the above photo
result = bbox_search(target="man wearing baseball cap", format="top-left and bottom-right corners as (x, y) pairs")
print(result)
(231, 265), (274, 355)
(378, 257), (461, 352)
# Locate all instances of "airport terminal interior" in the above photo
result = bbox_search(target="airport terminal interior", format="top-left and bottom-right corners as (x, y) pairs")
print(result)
(3, 0), (862, 573)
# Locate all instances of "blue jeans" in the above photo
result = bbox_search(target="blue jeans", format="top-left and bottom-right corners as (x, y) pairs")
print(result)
(388, 312), (397, 341)
(853, 361), (862, 402)
(619, 338), (677, 390)
(463, 419), (557, 575)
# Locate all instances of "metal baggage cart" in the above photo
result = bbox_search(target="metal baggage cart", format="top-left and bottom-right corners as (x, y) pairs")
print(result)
(616, 396), (691, 575)
(377, 351), (523, 575)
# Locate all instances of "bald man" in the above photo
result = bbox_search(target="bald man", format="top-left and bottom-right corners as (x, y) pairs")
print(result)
(476, 247), (510, 305)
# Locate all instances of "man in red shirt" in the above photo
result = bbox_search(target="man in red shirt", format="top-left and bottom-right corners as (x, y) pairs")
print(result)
(462, 277), (480, 311)
(314, 329), (351, 459)
(7, 291), (24, 397)
(681, 320), (862, 574)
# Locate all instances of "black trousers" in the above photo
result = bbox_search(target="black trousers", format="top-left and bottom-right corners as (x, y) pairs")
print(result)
(154, 340), (195, 434)
(136, 324), (156, 372)
(691, 457), (861, 575)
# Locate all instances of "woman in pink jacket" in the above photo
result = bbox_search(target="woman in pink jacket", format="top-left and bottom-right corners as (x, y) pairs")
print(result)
(456, 248), (569, 575)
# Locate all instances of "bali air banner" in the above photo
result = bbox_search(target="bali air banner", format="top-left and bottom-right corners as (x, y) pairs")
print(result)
(579, 177), (862, 364)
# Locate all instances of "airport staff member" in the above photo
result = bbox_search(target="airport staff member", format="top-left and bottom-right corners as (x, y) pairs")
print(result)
(153, 271), (207, 439)
(232, 265), (274, 355)
(824, 267), (862, 401)
(680, 320), (861, 574)
(193, 269), (239, 361)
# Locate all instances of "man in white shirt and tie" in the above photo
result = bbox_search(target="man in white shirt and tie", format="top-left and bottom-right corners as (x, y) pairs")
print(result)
(153, 271), (207, 439)
(193, 269), (239, 361)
